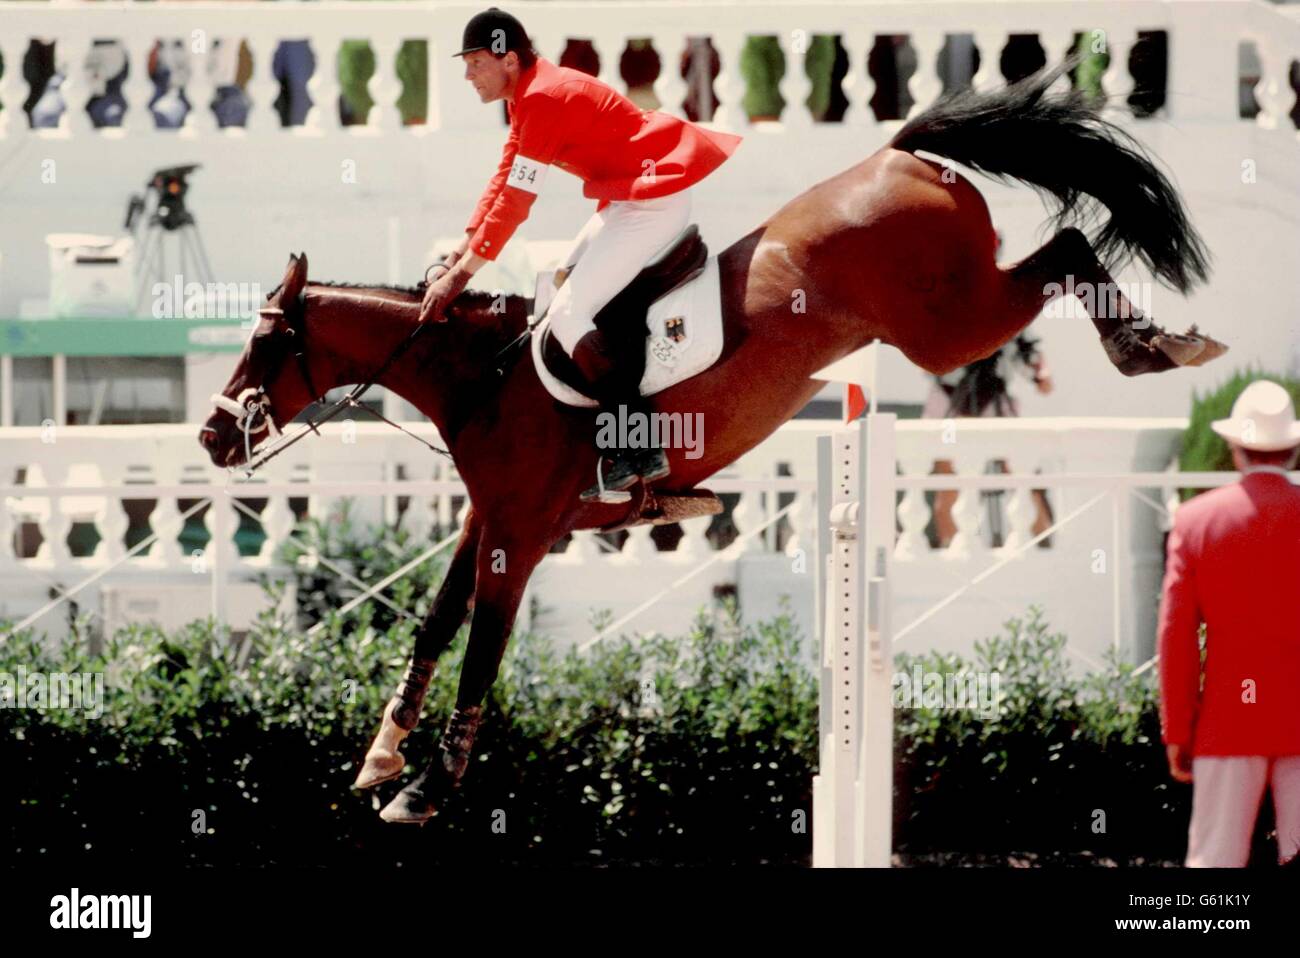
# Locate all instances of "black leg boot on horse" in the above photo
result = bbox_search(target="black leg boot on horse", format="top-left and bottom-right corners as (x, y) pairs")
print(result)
(570, 328), (670, 502)
(377, 703), (484, 824)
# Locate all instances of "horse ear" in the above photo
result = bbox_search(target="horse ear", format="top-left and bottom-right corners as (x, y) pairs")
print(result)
(278, 251), (309, 304)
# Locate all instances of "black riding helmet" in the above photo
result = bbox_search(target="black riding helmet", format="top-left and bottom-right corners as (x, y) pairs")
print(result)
(452, 7), (531, 58)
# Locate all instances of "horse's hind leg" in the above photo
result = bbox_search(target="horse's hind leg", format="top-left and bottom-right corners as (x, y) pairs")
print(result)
(353, 508), (483, 790)
(1002, 228), (1226, 376)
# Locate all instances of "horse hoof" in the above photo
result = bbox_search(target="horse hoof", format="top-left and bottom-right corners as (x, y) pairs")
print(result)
(1184, 334), (1228, 367)
(353, 750), (405, 790)
(379, 786), (438, 825)
(1152, 331), (1207, 367)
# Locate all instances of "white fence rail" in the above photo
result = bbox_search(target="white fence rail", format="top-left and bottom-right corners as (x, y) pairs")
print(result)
(0, 416), (1243, 671)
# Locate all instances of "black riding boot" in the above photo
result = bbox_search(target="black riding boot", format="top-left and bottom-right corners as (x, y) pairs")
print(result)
(571, 330), (670, 503)
(582, 392), (671, 502)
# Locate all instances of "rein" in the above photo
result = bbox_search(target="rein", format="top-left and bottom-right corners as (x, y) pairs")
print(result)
(212, 287), (453, 479)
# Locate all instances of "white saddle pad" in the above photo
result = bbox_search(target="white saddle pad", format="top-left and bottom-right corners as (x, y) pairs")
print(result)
(530, 255), (725, 408)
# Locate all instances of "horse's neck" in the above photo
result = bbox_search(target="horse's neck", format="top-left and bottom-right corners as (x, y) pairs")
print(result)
(309, 285), (530, 442)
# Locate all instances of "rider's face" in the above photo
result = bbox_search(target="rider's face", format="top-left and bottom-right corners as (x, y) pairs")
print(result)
(463, 50), (516, 103)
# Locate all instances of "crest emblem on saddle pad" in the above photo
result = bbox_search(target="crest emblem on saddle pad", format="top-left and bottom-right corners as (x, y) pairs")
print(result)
(531, 256), (726, 409)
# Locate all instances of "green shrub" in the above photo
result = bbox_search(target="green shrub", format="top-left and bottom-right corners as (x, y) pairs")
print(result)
(892, 607), (1187, 861)
(2, 582), (1215, 865)
(339, 39), (428, 125)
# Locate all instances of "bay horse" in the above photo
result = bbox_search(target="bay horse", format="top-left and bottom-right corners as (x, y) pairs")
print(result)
(200, 62), (1223, 824)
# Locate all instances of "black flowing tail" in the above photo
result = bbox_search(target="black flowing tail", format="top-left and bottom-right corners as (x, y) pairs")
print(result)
(890, 58), (1210, 294)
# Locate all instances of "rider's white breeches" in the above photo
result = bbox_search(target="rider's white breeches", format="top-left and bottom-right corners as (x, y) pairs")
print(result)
(546, 188), (693, 354)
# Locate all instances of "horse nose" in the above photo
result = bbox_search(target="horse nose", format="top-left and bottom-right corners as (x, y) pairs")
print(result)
(198, 425), (219, 452)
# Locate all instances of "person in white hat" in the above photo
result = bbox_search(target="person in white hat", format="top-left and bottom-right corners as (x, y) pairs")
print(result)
(1157, 378), (1300, 867)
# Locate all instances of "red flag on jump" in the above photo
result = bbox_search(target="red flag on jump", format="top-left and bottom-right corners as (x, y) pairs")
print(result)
(844, 384), (868, 423)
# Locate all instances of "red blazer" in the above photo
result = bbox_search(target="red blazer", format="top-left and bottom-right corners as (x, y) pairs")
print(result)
(1157, 470), (1300, 756)
(465, 57), (742, 261)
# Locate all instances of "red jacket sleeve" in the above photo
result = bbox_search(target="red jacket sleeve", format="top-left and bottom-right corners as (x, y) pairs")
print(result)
(466, 113), (520, 235)
(1157, 510), (1203, 750)
(467, 95), (568, 261)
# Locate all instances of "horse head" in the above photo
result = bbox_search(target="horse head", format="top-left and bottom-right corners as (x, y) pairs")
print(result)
(199, 252), (323, 467)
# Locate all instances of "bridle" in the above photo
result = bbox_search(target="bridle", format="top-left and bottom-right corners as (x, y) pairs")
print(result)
(209, 286), (452, 478)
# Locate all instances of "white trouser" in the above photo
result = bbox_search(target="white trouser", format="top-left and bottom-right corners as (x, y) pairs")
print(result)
(1185, 755), (1300, 867)
(547, 189), (693, 354)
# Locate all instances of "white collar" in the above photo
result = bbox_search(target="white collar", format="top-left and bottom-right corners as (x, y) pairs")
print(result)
(1243, 465), (1291, 477)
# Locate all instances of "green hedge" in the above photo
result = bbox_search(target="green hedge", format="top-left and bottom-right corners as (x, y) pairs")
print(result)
(3, 582), (1223, 865)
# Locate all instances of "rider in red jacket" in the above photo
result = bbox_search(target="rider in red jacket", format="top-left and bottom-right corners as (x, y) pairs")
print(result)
(419, 8), (741, 500)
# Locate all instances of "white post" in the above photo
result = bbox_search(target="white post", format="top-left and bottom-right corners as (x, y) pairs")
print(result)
(858, 412), (895, 867)
(51, 354), (66, 426)
(813, 413), (894, 868)
(1, 354), (12, 427)
(210, 498), (228, 630)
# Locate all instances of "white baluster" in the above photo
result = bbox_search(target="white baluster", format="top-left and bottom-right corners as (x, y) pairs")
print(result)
(784, 487), (812, 559)
(778, 30), (814, 131)
(56, 33), (95, 138)
(711, 29), (748, 131)
(96, 464), (129, 565)
(244, 33), (283, 133)
(944, 451), (983, 560)
(904, 30), (944, 117)
(367, 37), (403, 132)
(1099, 29), (1135, 120)
(971, 29), (1005, 92)
(260, 492), (295, 563)
(650, 32), (687, 117)
(149, 462), (185, 568)
(0, 37), (29, 139)
(0, 492), (16, 568)
(529, 27), (565, 69)
(35, 461), (72, 566)
(565, 529), (603, 559)
(623, 523), (656, 560)
(593, 31), (624, 93)
(183, 33), (219, 137)
(121, 37), (157, 135)
(1041, 33), (1077, 95)
(402, 462), (435, 542)
(729, 489), (766, 555)
(1252, 38), (1288, 131)
(676, 511), (713, 561)
(894, 452), (930, 560)
(203, 495), (239, 572)
(840, 29), (872, 127)
(1001, 486), (1036, 553)
(305, 32), (344, 133)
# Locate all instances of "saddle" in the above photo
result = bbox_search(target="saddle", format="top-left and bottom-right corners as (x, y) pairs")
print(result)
(531, 224), (724, 532)
(537, 225), (709, 399)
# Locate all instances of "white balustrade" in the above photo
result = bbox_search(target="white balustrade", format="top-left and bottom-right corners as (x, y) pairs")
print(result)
(0, 417), (1205, 669)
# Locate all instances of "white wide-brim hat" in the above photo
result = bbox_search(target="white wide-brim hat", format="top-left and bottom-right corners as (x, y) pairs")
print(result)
(1211, 380), (1300, 452)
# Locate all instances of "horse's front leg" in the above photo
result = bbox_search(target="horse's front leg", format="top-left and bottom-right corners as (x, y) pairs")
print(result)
(353, 508), (482, 789)
(379, 523), (552, 824)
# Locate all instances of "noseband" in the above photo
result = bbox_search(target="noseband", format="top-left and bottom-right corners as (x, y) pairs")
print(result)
(209, 290), (322, 466)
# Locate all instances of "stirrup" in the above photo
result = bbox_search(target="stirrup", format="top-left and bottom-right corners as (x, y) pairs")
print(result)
(581, 457), (633, 504)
